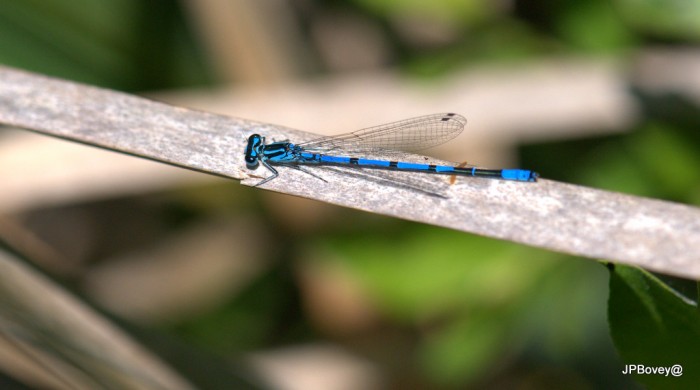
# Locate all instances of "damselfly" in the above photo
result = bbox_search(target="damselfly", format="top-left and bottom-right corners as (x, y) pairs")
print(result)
(244, 113), (538, 187)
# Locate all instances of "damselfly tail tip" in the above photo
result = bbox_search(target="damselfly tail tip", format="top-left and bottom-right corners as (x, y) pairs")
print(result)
(501, 169), (539, 182)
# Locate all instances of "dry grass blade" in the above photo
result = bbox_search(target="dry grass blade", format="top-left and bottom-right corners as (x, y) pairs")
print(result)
(0, 250), (194, 389)
(1, 66), (699, 279)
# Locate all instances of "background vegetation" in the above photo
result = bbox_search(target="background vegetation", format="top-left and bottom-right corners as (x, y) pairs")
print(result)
(1, 1), (699, 388)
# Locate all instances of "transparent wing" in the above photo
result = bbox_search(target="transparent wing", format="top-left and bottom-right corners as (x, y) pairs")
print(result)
(313, 165), (450, 198)
(299, 113), (466, 153)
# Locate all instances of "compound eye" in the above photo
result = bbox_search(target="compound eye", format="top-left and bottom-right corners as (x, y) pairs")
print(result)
(245, 156), (259, 169)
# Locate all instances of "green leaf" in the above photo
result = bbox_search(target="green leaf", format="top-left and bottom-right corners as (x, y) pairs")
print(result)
(608, 265), (700, 389)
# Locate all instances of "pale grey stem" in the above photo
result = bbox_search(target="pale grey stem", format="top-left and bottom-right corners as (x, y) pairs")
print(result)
(1, 66), (699, 279)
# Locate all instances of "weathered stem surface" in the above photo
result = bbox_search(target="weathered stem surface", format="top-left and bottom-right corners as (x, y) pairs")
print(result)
(1, 66), (699, 279)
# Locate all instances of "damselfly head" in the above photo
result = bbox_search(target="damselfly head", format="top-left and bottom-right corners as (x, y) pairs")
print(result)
(244, 134), (263, 169)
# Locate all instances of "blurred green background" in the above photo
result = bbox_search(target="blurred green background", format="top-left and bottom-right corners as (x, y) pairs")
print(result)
(1, 0), (700, 389)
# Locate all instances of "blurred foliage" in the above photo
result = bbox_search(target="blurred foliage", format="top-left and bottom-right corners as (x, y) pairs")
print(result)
(0, 0), (212, 91)
(615, 0), (700, 40)
(515, 0), (638, 52)
(169, 266), (310, 353)
(1, 0), (700, 389)
(350, 0), (496, 25)
(524, 96), (700, 206)
(304, 225), (636, 387)
(554, 1), (637, 52)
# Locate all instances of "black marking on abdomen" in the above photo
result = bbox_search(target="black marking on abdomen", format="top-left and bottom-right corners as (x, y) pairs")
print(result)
(452, 166), (473, 175)
(349, 158), (359, 165)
